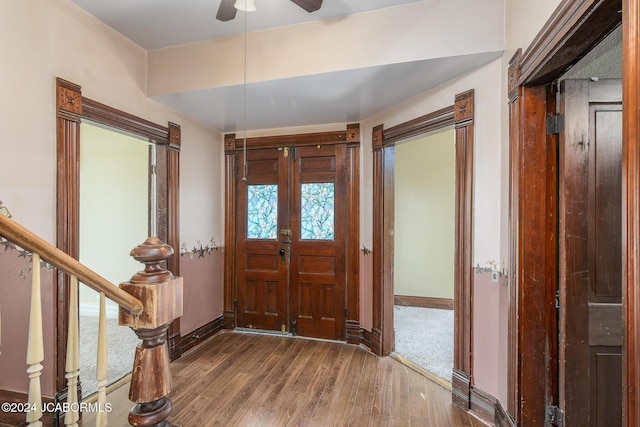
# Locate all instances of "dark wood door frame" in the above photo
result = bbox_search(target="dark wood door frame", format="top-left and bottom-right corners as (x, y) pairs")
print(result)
(506, 0), (638, 424)
(223, 124), (361, 342)
(371, 89), (475, 408)
(55, 78), (182, 395)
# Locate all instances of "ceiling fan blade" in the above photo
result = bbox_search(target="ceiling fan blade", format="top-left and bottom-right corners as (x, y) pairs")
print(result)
(216, 0), (238, 21)
(291, 0), (323, 13)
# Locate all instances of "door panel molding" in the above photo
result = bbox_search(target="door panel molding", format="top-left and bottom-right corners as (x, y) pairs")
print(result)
(223, 125), (360, 341)
(55, 78), (181, 393)
(370, 89), (474, 409)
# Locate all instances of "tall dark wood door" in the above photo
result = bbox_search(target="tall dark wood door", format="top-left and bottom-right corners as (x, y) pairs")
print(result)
(236, 144), (347, 340)
(558, 79), (622, 426)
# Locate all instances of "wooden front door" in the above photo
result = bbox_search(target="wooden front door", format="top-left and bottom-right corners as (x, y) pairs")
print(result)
(558, 79), (622, 426)
(236, 144), (347, 340)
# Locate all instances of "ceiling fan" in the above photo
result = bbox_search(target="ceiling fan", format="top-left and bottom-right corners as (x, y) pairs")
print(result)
(216, 0), (323, 22)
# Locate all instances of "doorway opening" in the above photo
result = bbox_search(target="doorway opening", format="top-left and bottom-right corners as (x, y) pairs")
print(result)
(392, 129), (456, 385)
(78, 122), (155, 396)
(371, 89), (475, 408)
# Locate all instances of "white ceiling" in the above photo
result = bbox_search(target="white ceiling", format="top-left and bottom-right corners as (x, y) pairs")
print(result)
(70, 0), (503, 132)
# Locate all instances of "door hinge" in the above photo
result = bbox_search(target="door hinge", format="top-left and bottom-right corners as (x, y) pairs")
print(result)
(546, 114), (565, 135)
(545, 405), (564, 427)
(151, 164), (158, 175)
(234, 300), (238, 309)
(292, 146), (298, 160)
(344, 308), (348, 317)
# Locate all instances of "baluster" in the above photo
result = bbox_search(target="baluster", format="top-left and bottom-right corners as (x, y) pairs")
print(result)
(64, 275), (80, 427)
(95, 292), (108, 427)
(119, 237), (183, 427)
(26, 253), (43, 426)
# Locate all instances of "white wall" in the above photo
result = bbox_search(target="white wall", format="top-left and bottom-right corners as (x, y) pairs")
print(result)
(394, 130), (455, 299)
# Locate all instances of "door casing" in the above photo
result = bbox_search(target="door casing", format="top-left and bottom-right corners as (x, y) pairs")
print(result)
(371, 89), (475, 409)
(55, 78), (182, 393)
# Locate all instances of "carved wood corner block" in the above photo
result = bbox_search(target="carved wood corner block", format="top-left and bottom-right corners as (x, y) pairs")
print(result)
(224, 134), (236, 154)
(347, 124), (360, 144)
(372, 125), (384, 150)
(169, 122), (181, 149)
(508, 49), (523, 100)
(57, 86), (82, 116)
(454, 90), (474, 124)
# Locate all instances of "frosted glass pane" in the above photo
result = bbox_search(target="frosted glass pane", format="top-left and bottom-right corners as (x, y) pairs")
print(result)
(301, 183), (334, 240)
(247, 184), (278, 239)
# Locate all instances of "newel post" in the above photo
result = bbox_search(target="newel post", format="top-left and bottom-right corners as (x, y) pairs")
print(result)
(119, 238), (183, 427)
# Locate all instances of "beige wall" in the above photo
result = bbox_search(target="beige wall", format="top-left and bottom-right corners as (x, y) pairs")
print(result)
(394, 130), (455, 299)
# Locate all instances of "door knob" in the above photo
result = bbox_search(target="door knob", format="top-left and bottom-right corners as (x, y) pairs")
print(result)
(279, 248), (285, 261)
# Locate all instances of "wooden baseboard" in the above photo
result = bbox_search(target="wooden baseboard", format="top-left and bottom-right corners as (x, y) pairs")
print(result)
(179, 316), (224, 355)
(394, 295), (454, 310)
(470, 386), (497, 424)
(223, 310), (235, 329)
(369, 328), (382, 356)
(495, 398), (517, 427)
(361, 328), (372, 350)
(0, 390), (56, 426)
(346, 320), (362, 344)
(451, 369), (471, 409)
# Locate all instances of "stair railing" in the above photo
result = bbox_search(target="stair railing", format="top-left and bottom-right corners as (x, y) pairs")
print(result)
(0, 213), (182, 427)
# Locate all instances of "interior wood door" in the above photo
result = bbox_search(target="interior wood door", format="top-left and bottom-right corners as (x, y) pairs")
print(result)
(236, 144), (347, 340)
(558, 79), (622, 426)
(237, 148), (290, 331)
(290, 145), (347, 340)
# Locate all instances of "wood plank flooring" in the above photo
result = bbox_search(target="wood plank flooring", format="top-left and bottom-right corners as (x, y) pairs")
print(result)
(83, 331), (486, 426)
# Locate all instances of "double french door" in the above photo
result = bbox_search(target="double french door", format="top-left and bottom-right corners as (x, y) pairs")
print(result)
(236, 143), (347, 340)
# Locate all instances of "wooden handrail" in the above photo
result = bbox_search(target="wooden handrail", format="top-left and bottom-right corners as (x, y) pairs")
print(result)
(0, 214), (143, 315)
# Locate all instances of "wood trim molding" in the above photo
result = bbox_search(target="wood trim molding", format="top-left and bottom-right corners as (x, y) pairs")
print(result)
(178, 316), (224, 355)
(519, 0), (621, 86)
(346, 123), (361, 344)
(224, 138), (237, 329)
(511, 84), (558, 426)
(453, 89), (475, 384)
(382, 105), (455, 146)
(494, 398), (517, 427)
(470, 386), (497, 425)
(361, 328), (373, 350)
(507, 49), (522, 420)
(55, 77), (179, 391)
(167, 122), (182, 361)
(394, 295), (454, 310)
(82, 98), (169, 144)
(452, 368), (471, 409)
(623, 1), (640, 424)
(229, 130), (347, 151)
(56, 77), (82, 393)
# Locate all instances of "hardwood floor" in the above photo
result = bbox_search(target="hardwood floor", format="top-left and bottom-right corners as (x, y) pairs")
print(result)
(83, 331), (486, 426)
